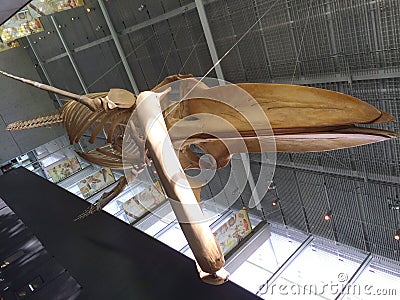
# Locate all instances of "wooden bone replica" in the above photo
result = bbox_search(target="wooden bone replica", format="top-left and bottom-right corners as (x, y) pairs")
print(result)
(1, 70), (397, 285)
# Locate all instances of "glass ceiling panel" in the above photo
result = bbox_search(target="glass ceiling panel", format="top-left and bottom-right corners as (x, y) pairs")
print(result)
(141, 204), (176, 236)
(157, 223), (188, 251)
(229, 230), (305, 294)
(345, 261), (400, 300)
(155, 207), (227, 251)
(265, 243), (365, 300)
(182, 248), (195, 259)
(103, 200), (121, 216)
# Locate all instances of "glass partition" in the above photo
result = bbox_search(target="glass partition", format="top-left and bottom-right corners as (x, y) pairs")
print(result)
(346, 260), (399, 300)
(261, 239), (366, 299)
(230, 226), (308, 294)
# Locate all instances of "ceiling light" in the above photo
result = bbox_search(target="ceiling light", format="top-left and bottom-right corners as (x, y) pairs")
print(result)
(138, 4), (146, 12)
(86, 8), (91, 13)
(323, 210), (332, 221)
(272, 199), (279, 207)
(388, 200), (400, 210)
(394, 230), (400, 241)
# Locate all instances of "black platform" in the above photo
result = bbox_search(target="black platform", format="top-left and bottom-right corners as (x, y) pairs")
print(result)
(0, 168), (260, 299)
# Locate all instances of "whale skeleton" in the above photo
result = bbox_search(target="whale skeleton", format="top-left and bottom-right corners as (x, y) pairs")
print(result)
(1, 70), (396, 284)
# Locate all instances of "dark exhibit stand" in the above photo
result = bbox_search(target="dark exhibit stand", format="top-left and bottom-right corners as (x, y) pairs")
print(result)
(0, 167), (260, 299)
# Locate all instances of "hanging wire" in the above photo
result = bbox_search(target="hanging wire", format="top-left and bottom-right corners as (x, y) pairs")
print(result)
(183, 0), (282, 97)
(86, 7), (188, 93)
(162, 0), (283, 122)
(178, 4), (236, 75)
(155, 12), (186, 85)
(86, 0), (281, 100)
(322, 151), (350, 168)
(85, 32), (157, 91)
(290, 0), (315, 84)
(178, 17), (205, 74)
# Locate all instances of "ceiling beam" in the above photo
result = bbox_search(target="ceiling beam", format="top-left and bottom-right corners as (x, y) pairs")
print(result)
(45, 0), (217, 64)
(275, 161), (400, 187)
(51, 15), (89, 94)
(195, 0), (224, 81)
(26, 36), (62, 108)
(98, 0), (140, 95)
(272, 68), (400, 85)
(195, 1), (267, 214)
